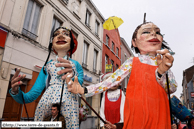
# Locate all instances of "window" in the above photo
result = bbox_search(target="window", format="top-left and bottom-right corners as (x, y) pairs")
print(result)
(72, 30), (78, 39)
(125, 54), (127, 61)
(112, 42), (115, 51)
(125, 77), (128, 88)
(116, 47), (119, 56)
(86, 97), (92, 115)
(93, 49), (98, 73)
(85, 9), (91, 27)
(22, 0), (42, 40)
(124, 75), (130, 88)
(106, 35), (109, 46)
(111, 60), (114, 72)
(62, 0), (69, 4)
(50, 17), (62, 41)
(72, 0), (81, 15)
(105, 55), (109, 73)
(82, 42), (89, 68)
(116, 64), (119, 70)
(95, 20), (99, 35)
(191, 102), (194, 109)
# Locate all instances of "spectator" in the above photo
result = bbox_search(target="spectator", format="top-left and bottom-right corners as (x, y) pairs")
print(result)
(44, 103), (66, 129)
(183, 117), (194, 129)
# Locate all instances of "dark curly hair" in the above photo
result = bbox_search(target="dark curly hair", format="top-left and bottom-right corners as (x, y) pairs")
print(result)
(131, 22), (171, 54)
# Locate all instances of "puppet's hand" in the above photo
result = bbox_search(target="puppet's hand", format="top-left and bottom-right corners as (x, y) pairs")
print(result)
(104, 121), (116, 129)
(55, 57), (73, 80)
(11, 68), (26, 93)
(66, 74), (84, 94)
(156, 49), (174, 74)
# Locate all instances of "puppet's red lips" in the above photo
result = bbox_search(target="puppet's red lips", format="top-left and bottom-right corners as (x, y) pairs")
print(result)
(56, 41), (67, 44)
(148, 38), (160, 42)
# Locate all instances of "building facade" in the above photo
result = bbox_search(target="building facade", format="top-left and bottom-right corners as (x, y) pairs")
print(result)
(120, 37), (134, 92)
(102, 29), (121, 75)
(0, 0), (104, 127)
(182, 65), (194, 110)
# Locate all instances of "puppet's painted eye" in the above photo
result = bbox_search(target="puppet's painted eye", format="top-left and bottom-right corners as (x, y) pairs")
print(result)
(156, 31), (161, 35)
(53, 33), (60, 37)
(64, 32), (70, 37)
(142, 31), (150, 34)
(60, 31), (70, 37)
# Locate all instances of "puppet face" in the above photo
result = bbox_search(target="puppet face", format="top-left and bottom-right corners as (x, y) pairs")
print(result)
(109, 83), (120, 91)
(52, 28), (71, 55)
(132, 23), (163, 56)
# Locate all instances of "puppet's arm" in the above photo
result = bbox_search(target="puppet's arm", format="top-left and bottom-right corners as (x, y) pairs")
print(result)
(70, 59), (84, 86)
(155, 69), (177, 94)
(9, 68), (47, 104)
(100, 92), (106, 127)
(84, 57), (133, 97)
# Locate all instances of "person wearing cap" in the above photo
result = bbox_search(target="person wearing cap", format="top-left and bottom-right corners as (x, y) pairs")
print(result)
(9, 26), (83, 128)
(100, 72), (125, 129)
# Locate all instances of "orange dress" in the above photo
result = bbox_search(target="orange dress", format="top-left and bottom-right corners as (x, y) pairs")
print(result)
(123, 57), (171, 129)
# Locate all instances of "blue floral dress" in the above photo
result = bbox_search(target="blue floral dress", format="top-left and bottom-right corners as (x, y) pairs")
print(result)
(35, 59), (81, 129)
(10, 57), (83, 129)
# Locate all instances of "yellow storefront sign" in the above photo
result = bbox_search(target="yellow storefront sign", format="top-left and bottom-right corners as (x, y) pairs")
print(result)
(106, 64), (112, 73)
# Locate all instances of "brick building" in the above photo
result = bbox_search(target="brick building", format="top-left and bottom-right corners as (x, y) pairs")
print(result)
(182, 65), (194, 110)
(102, 29), (121, 74)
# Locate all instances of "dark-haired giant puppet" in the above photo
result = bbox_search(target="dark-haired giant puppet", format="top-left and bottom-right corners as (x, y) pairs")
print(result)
(68, 22), (178, 129)
(10, 27), (83, 128)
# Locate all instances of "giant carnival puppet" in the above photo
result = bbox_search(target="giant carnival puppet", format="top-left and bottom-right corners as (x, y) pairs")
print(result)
(67, 22), (178, 129)
(99, 72), (125, 129)
(10, 26), (83, 128)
